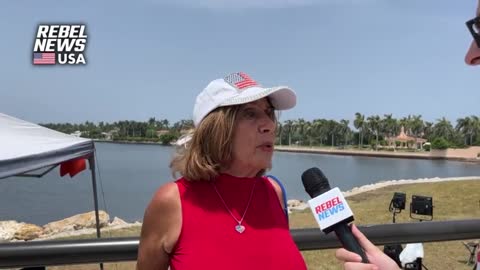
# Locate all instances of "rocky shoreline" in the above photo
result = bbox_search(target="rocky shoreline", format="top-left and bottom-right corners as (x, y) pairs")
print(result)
(0, 211), (142, 242)
(1, 176), (478, 242)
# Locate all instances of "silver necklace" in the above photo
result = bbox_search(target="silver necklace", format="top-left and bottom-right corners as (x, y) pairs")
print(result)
(211, 178), (257, 234)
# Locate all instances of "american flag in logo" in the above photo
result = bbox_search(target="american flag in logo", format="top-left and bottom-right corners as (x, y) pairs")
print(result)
(224, 72), (258, 90)
(33, 52), (56, 65)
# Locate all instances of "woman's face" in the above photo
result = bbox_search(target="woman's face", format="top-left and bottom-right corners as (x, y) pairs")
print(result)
(229, 98), (276, 175)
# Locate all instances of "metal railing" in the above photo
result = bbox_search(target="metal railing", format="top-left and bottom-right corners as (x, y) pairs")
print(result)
(1, 219), (479, 268)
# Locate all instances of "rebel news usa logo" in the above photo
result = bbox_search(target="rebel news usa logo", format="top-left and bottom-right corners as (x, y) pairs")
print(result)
(33, 24), (87, 65)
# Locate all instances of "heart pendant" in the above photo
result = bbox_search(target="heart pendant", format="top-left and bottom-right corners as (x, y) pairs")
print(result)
(235, 224), (245, 233)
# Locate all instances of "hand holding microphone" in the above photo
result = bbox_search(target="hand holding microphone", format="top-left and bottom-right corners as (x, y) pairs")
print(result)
(301, 167), (400, 270)
(301, 167), (369, 263)
(336, 224), (400, 270)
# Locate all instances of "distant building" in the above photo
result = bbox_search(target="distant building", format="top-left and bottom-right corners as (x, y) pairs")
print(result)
(104, 128), (119, 140)
(386, 126), (427, 150)
(156, 130), (169, 137)
(70, 131), (82, 137)
(101, 132), (112, 140)
(180, 128), (193, 135)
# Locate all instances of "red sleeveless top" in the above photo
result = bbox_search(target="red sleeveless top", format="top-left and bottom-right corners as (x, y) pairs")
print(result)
(169, 173), (307, 270)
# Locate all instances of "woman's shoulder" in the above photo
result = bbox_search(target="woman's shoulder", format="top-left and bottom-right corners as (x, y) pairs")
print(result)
(147, 180), (182, 213)
(263, 175), (286, 209)
(148, 176), (197, 204)
(264, 176), (283, 194)
(140, 180), (182, 262)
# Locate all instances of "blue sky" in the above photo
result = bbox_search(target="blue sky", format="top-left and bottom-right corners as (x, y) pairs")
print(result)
(0, 0), (478, 126)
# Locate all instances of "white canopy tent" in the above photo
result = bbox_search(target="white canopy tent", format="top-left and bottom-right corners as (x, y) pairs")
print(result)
(0, 112), (102, 238)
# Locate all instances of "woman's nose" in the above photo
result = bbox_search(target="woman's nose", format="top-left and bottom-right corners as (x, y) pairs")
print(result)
(465, 41), (480, 65)
(259, 117), (275, 134)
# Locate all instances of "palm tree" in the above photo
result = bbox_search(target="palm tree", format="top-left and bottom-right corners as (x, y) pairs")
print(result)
(311, 119), (325, 145)
(304, 121), (315, 146)
(409, 115), (424, 150)
(367, 115), (381, 150)
(295, 118), (307, 145)
(433, 117), (455, 141)
(276, 122), (283, 145)
(283, 120), (294, 146)
(410, 115), (424, 138)
(161, 119), (169, 129)
(382, 114), (397, 138)
(381, 114), (398, 148)
(456, 117), (472, 145)
(98, 121), (105, 132)
(339, 119), (351, 146)
(423, 121), (434, 140)
(148, 117), (156, 128)
(354, 113), (365, 149)
(399, 116), (411, 135)
(117, 121), (127, 137)
(172, 119), (194, 131)
(327, 120), (338, 147)
(471, 115), (480, 145)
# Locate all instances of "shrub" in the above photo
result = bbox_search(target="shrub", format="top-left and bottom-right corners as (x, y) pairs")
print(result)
(431, 137), (449, 150)
(159, 133), (178, 145)
(423, 144), (431, 151)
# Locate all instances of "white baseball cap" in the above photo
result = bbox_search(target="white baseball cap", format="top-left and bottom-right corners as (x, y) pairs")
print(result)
(193, 72), (297, 127)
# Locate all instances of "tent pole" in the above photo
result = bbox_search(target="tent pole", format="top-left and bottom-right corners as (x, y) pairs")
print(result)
(89, 154), (101, 239)
(89, 154), (104, 270)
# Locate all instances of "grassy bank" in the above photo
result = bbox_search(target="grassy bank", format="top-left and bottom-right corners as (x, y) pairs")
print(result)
(48, 179), (480, 270)
(292, 179), (480, 270)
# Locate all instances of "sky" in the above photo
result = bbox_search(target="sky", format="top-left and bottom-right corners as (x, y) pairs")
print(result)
(0, 0), (478, 126)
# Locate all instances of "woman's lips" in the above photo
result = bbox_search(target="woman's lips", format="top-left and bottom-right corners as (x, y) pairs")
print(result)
(258, 143), (273, 152)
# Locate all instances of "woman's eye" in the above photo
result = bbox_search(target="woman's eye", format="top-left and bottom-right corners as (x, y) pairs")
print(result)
(241, 107), (275, 120)
(267, 110), (275, 120)
(245, 110), (256, 118)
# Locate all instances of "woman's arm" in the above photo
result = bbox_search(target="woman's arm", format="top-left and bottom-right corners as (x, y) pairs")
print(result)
(137, 182), (182, 270)
(267, 177), (286, 210)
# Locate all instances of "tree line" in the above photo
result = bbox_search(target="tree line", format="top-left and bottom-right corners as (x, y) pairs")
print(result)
(41, 118), (194, 145)
(277, 114), (480, 150)
(41, 114), (480, 150)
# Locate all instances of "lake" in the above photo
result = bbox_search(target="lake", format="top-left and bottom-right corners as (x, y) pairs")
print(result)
(1, 142), (479, 225)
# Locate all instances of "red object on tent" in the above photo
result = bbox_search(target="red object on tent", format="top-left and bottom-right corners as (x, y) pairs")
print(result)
(60, 158), (87, 177)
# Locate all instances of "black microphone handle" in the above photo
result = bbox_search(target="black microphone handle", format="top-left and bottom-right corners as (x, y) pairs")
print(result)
(334, 223), (369, 263)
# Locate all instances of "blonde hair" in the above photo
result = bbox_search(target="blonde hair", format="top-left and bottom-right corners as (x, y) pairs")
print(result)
(170, 105), (240, 181)
(170, 101), (276, 181)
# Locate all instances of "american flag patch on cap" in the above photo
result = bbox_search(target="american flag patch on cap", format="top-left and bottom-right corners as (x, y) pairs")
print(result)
(224, 72), (258, 90)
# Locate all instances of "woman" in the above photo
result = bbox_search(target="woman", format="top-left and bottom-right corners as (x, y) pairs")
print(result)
(137, 72), (307, 270)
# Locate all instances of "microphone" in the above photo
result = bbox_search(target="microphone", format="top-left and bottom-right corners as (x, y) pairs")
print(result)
(301, 167), (369, 263)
